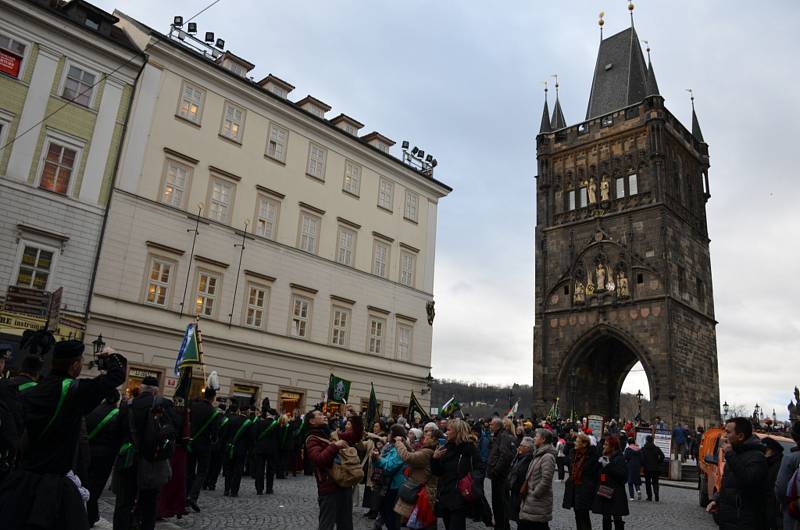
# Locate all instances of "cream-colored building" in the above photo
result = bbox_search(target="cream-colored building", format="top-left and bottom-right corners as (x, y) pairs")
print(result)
(87, 12), (452, 416)
(0, 0), (142, 349)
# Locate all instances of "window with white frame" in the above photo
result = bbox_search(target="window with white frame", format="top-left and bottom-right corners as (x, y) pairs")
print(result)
(404, 190), (419, 222)
(245, 284), (268, 328)
(308, 106), (324, 118)
(207, 177), (235, 223)
(306, 143), (327, 180)
(344, 124), (357, 135)
(161, 159), (191, 208)
(376, 141), (390, 153)
(330, 306), (351, 346)
(177, 82), (204, 123)
(220, 101), (244, 142)
(0, 33), (26, 78)
(400, 251), (416, 287)
(62, 64), (96, 107)
(298, 212), (320, 254)
(578, 186), (588, 208)
(567, 189), (576, 211)
(39, 135), (82, 195)
(372, 240), (390, 278)
(0, 115), (9, 151)
(378, 178), (394, 211)
(255, 195), (279, 239)
(336, 227), (356, 267)
(269, 85), (287, 99)
(266, 123), (288, 162)
(290, 295), (311, 338)
(194, 270), (219, 317)
(343, 160), (361, 196)
(144, 257), (172, 307)
(616, 176), (625, 198)
(628, 173), (638, 195)
(396, 323), (413, 361)
(15, 242), (55, 290)
(367, 316), (386, 354)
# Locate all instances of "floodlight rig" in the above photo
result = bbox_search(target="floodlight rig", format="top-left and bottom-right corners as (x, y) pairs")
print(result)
(168, 16), (225, 58)
(401, 140), (438, 177)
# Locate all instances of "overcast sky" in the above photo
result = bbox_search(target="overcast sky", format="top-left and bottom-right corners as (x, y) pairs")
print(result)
(94, 1), (800, 419)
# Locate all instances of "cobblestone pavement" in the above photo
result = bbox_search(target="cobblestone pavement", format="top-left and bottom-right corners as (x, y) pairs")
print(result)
(97, 475), (717, 529)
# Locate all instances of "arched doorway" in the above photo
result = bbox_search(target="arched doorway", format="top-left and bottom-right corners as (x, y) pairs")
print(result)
(558, 326), (656, 420)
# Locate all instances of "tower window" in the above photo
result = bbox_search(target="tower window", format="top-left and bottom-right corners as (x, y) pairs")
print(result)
(628, 174), (638, 195)
(567, 190), (576, 211)
(578, 187), (588, 208)
(636, 273), (644, 285)
(616, 177), (625, 198)
(563, 285), (569, 296)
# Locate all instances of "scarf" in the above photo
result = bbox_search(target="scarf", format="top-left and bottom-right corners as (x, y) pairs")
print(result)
(572, 445), (588, 486)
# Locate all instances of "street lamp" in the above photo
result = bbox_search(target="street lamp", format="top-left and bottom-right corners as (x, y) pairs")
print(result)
(722, 401), (729, 421)
(570, 368), (577, 422)
(421, 371), (434, 395)
(89, 334), (105, 369)
(635, 389), (644, 420)
(753, 403), (761, 423)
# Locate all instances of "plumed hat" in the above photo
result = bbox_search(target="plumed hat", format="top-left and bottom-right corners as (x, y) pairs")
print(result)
(53, 340), (84, 360)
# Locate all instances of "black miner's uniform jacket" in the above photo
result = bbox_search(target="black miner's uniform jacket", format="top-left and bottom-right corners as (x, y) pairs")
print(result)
(20, 359), (126, 474)
(189, 398), (220, 453)
(252, 416), (280, 455)
(86, 402), (123, 455)
(222, 415), (254, 459)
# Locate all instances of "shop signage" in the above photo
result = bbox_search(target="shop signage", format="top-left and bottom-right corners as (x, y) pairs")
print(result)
(129, 368), (161, 379)
(4, 286), (51, 317)
(166, 377), (177, 388)
(47, 287), (63, 329)
(0, 50), (21, 78)
(0, 310), (46, 334)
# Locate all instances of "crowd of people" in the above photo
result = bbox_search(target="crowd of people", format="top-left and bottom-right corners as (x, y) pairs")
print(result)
(1, 341), (799, 530)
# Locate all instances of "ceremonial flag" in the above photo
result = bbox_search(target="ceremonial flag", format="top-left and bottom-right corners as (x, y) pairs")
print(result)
(506, 398), (520, 418)
(441, 396), (461, 417)
(327, 373), (351, 404)
(408, 391), (431, 423)
(175, 323), (201, 375)
(546, 397), (560, 422)
(366, 383), (380, 428)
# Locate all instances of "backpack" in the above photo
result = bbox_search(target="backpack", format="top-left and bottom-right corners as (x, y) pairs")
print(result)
(136, 397), (177, 462)
(307, 435), (364, 488)
(787, 466), (800, 521)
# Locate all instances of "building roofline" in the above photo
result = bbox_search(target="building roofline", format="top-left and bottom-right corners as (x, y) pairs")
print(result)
(330, 113), (365, 129)
(257, 73), (295, 91)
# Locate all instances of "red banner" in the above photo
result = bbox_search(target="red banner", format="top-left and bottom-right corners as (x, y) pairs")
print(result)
(0, 50), (22, 78)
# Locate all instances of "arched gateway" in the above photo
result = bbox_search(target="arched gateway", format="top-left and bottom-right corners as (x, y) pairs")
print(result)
(532, 22), (721, 428)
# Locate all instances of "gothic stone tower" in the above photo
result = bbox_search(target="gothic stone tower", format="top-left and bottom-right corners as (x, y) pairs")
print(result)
(532, 25), (720, 428)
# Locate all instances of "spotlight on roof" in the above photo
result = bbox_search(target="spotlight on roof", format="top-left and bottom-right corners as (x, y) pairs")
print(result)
(417, 150), (425, 159)
(215, 38), (225, 50)
(411, 146), (419, 156)
(173, 16), (183, 27)
(205, 32), (215, 43)
(425, 154), (433, 163)
(402, 140), (410, 150)
(431, 159), (438, 168)
(187, 22), (197, 33)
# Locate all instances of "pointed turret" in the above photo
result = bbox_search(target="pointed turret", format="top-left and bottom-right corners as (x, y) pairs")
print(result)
(645, 45), (660, 96)
(691, 101), (705, 143)
(551, 96), (566, 130)
(539, 87), (552, 134)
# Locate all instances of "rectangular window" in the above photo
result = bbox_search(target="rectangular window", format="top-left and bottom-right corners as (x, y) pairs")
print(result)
(372, 240), (390, 278)
(616, 177), (625, 198)
(16, 244), (54, 290)
(367, 316), (385, 354)
(62, 65), (95, 107)
(145, 258), (172, 307)
(290, 295), (311, 338)
(404, 190), (419, 222)
(298, 212), (320, 254)
(376, 141), (390, 153)
(397, 324), (413, 361)
(207, 177), (235, 223)
(330, 306), (351, 346)
(0, 33), (27, 78)
(400, 251), (416, 287)
(568, 190), (576, 211)
(162, 159), (190, 208)
(255, 195), (279, 239)
(343, 160), (361, 196)
(378, 178), (394, 211)
(220, 101), (245, 142)
(628, 173), (638, 195)
(270, 85), (287, 99)
(578, 187), (588, 208)
(344, 124), (357, 135)
(39, 140), (77, 194)
(336, 227), (356, 267)
(307, 143), (327, 180)
(245, 284), (268, 328)
(178, 82), (204, 123)
(195, 271), (219, 317)
(266, 123), (288, 162)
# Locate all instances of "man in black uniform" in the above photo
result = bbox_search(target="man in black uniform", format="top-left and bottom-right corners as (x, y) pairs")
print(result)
(186, 387), (221, 511)
(0, 340), (126, 530)
(222, 400), (253, 497)
(0, 345), (19, 483)
(252, 399), (279, 495)
(204, 402), (228, 490)
(85, 389), (122, 526)
(9, 354), (44, 392)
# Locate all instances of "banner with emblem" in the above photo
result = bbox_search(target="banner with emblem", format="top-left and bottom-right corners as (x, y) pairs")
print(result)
(408, 391), (430, 423)
(327, 373), (351, 404)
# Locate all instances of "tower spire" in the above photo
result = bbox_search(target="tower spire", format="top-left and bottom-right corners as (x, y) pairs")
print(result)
(687, 89), (705, 142)
(539, 81), (551, 134)
(550, 75), (566, 130)
(644, 41), (660, 96)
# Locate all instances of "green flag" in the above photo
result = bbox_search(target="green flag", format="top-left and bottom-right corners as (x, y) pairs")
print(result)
(175, 323), (201, 373)
(174, 365), (193, 403)
(408, 391), (430, 424)
(366, 383), (380, 428)
(441, 396), (461, 417)
(327, 374), (351, 404)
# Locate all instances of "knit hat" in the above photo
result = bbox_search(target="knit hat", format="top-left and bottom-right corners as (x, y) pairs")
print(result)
(141, 376), (159, 386)
(53, 340), (84, 360)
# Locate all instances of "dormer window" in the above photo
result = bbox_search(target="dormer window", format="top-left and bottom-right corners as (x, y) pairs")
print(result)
(362, 132), (396, 154)
(226, 62), (246, 76)
(215, 51), (255, 78)
(258, 74), (295, 100)
(84, 15), (101, 30)
(297, 96), (331, 119)
(270, 85), (287, 99)
(331, 114), (364, 136)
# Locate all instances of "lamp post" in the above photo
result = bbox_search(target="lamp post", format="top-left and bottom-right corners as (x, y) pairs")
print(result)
(722, 401), (729, 421)
(421, 371), (434, 395)
(89, 334), (105, 369)
(635, 389), (644, 421)
(570, 368), (577, 423)
(753, 403), (761, 424)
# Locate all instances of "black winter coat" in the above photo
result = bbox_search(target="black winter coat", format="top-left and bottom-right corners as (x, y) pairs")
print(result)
(431, 441), (481, 511)
(252, 416), (280, 455)
(641, 441), (665, 473)
(487, 430), (516, 480)
(563, 445), (600, 512)
(591, 450), (630, 517)
(765, 452), (783, 530)
(188, 398), (220, 454)
(507, 451), (533, 521)
(717, 435), (768, 530)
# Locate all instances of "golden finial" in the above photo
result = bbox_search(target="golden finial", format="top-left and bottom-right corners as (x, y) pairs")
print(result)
(598, 11), (605, 39)
(628, 2), (635, 12)
(551, 74), (560, 97)
(686, 88), (695, 108)
(643, 39), (651, 63)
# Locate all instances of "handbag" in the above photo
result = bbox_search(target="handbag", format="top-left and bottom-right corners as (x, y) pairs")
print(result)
(597, 484), (615, 499)
(399, 477), (422, 503)
(457, 454), (479, 502)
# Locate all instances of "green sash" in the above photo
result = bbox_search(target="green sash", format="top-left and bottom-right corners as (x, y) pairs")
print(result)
(88, 407), (119, 441)
(18, 381), (38, 392)
(41, 378), (73, 438)
(117, 441), (135, 470)
(187, 409), (221, 452)
(257, 418), (278, 441)
(226, 418), (252, 459)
